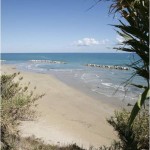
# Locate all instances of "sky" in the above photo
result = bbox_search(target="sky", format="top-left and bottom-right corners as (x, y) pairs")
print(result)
(2, 0), (122, 53)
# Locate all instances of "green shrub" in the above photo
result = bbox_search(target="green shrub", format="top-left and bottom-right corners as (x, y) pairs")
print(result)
(107, 109), (149, 150)
(1, 73), (44, 150)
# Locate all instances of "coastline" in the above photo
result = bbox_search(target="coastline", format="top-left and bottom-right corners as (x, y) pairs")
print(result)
(1, 64), (119, 148)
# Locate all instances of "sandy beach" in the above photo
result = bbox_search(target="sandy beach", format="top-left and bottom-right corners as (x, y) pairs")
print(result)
(1, 64), (119, 148)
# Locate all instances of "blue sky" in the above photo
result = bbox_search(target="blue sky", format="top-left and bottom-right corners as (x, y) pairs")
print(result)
(2, 0), (121, 53)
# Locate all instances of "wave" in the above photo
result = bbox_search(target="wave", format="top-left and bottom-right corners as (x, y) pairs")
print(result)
(101, 82), (112, 87)
(29, 60), (67, 64)
(101, 82), (125, 91)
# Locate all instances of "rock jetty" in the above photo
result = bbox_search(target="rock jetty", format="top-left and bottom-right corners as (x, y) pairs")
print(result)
(30, 60), (67, 64)
(85, 64), (129, 70)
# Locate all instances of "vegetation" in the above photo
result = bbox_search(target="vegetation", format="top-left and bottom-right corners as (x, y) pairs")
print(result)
(18, 136), (84, 150)
(107, 109), (149, 150)
(1, 73), (44, 150)
(107, 0), (149, 126)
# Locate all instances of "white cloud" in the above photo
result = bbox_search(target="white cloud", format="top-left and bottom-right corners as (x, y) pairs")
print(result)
(99, 39), (109, 45)
(74, 38), (109, 46)
(116, 35), (124, 43)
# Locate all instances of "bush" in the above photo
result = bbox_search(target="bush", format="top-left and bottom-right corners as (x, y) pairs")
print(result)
(107, 109), (149, 150)
(1, 73), (44, 150)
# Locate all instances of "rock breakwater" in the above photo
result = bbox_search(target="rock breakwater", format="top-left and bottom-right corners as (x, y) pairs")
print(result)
(85, 64), (129, 70)
(30, 60), (67, 64)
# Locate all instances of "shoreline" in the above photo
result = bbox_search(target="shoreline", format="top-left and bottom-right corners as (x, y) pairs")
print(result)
(2, 63), (127, 109)
(49, 71), (127, 109)
(1, 64), (119, 148)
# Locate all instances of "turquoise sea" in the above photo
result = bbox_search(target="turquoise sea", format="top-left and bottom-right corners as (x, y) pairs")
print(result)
(1, 53), (145, 105)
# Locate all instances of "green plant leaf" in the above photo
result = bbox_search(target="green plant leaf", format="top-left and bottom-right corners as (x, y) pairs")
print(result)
(131, 84), (147, 89)
(128, 88), (149, 127)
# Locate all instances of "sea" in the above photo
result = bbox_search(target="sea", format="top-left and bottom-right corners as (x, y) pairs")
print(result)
(1, 53), (146, 106)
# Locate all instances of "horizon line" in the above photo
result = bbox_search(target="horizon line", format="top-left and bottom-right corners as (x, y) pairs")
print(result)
(1, 52), (131, 54)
